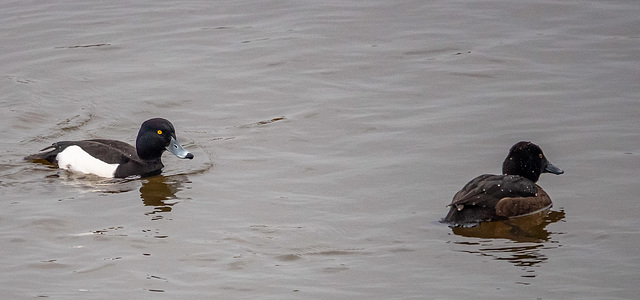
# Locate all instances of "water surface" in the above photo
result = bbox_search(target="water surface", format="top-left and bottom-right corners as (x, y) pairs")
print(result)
(1, 0), (639, 299)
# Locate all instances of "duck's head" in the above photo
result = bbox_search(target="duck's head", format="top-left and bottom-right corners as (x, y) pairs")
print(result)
(136, 118), (194, 160)
(502, 141), (563, 182)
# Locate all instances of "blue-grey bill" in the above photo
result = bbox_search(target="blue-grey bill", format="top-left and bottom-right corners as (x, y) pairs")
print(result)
(167, 137), (194, 159)
(544, 162), (563, 174)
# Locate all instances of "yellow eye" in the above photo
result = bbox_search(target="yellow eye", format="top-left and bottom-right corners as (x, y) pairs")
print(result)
(157, 130), (163, 135)
(539, 154), (543, 158)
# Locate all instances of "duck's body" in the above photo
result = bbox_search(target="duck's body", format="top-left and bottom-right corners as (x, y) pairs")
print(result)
(443, 141), (563, 227)
(26, 118), (193, 178)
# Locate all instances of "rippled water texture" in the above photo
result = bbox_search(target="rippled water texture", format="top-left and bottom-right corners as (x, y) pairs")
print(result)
(1, 1), (639, 299)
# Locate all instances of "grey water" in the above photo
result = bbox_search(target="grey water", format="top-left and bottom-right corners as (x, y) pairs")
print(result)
(1, 0), (638, 299)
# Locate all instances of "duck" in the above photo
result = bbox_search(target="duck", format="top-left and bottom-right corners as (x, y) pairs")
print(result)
(25, 118), (194, 178)
(443, 141), (563, 227)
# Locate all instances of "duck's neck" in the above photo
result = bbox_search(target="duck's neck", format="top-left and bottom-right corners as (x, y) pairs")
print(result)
(502, 159), (541, 182)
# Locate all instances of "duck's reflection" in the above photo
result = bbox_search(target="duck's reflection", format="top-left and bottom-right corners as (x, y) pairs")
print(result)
(452, 209), (565, 243)
(449, 209), (565, 278)
(139, 175), (189, 219)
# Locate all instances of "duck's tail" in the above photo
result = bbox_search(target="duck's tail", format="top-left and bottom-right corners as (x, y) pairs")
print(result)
(24, 143), (61, 164)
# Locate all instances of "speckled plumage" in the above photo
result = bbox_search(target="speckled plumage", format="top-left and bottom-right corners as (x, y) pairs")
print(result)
(443, 141), (563, 227)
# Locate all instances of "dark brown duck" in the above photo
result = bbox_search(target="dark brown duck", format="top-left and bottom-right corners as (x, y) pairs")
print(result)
(443, 141), (563, 227)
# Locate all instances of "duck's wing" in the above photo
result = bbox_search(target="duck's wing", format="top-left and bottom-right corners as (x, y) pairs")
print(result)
(25, 140), (139, 165)
(84, 139), (138, 163)
(449, 174), (538, 210)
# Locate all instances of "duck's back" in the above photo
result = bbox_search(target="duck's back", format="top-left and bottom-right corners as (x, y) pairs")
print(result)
(444, 174), (540, 225)
(26, 139), (138, 165)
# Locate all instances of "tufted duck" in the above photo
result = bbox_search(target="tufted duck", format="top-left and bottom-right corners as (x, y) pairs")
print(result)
(443, 141), (563, 227)
(25, 118), (194, 178)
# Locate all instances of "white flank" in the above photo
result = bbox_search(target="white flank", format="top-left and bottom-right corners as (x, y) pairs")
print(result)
(56, 145), (118, 178)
